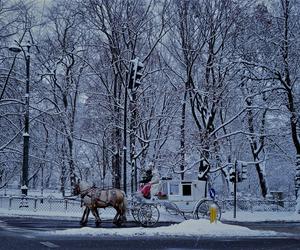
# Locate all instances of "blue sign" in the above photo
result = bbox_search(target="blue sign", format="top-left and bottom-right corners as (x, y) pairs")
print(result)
(209, 188), (216, 199)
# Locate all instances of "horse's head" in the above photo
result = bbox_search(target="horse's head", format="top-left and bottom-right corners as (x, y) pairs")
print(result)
(73, 179), (91, 196)
(73, 180), (81, 196)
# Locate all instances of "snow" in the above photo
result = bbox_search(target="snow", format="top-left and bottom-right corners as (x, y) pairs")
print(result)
(0, 190), (299, 238)
(1, 208), (298, 223)
(20, 185), (28, 190)
(52, 219), (278, 237)
(222, 211), (300, 222)
(0, 206), (299, 237)
(48, 210), (299, 237)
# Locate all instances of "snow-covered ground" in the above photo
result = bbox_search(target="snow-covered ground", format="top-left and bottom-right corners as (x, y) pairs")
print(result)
(48, 211), (299, 237)
(222, 211), (300, 222)
(1, 206), (299, 222)
(0, 189), (299, 238)
(0, 207), (299, 238)
(52, 219), (279, 237)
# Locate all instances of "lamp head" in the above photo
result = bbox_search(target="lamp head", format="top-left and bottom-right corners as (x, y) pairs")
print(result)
(8, 46), (22, 53)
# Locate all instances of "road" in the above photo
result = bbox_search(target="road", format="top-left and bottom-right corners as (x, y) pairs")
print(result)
(0, 216), (299, 249)
(224, 220), (300, 235)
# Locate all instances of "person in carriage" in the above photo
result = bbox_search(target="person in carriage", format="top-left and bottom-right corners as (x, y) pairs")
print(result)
(139, 164), (161, 199)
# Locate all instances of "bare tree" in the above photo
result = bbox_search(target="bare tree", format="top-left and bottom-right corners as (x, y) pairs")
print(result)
(79, 0), (170, 190)
(36, 0), (88, 191)
(240, 0), (300, 198)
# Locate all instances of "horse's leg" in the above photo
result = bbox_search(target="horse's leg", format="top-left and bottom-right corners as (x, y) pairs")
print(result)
(113, 195), (127, 225)
(120, 204), (127, 223)
(117, 206), (125, 224)
(95, 208), (101, 226)
(113, 206), (120, 225)
(80, 207), (89, 226)
(91, 207), (101, 226)
(119, 197), (127, 223)
(118, 197), (127, 224)
(80, 207), (86, 225)
(84, 207), (90, 224)
(114, 206), (125, 226)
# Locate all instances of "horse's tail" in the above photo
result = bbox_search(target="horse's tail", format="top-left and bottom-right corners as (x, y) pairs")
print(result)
(121, 191), (128, 217)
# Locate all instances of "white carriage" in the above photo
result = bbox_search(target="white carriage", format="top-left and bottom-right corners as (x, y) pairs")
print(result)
(130, 179), (221, 227)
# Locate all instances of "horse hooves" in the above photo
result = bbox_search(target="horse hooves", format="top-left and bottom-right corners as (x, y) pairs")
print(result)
(113, 221), (121, 227)
(80, 222), (87, 227)
(95, 221), (101, 227)
(115, 221), (124, 227)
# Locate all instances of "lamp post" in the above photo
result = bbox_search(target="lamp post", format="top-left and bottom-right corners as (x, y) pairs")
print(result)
(9, 42), (31, 196)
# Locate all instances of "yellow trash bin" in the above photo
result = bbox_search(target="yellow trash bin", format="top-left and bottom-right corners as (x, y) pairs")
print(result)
(209, 203), (217, 223)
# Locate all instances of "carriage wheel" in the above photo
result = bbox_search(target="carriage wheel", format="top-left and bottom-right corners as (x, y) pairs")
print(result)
(194, 199), (221, 220)
(131, 206), (140, 223)
(138, 204), (160, 227)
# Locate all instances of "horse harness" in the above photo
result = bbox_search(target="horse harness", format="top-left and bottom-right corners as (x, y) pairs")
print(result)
(81, 187), (117, 207)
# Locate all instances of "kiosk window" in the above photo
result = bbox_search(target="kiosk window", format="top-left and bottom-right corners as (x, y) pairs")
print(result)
(182, 184), (192, 196)
(169, 183), (179, 195)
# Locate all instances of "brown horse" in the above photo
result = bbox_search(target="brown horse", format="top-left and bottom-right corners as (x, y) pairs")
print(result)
(73, 180), (127, 226)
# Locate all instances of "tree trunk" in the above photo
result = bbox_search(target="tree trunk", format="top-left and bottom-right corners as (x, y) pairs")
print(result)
(246, 102), (268, 197)
(180, 89), (187, 180)
(60, 162), (66, 197)
(281, 0), (300, 197)
(67, 136), (76, 190)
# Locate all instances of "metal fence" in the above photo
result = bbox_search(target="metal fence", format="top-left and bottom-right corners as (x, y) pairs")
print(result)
(218, 198), (297, 213)
(0, 195), (80, 213)
(0, 195), (116, 217)
(0, 195), (297, 217)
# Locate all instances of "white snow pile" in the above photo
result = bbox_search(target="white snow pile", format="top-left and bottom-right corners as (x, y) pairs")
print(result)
(53, 219), (278, 237)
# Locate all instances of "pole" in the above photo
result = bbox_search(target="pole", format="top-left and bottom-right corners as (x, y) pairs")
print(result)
(130, 89), (138, 194)
(123, 85), (128, 194)
(123, 62), (134, 194)
(233, 160), (237, 219)
(21, 43), (30, 196)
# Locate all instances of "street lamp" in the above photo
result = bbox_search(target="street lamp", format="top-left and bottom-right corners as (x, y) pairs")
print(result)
(8, 41), (31, 196)
(8, 46), (22, 53)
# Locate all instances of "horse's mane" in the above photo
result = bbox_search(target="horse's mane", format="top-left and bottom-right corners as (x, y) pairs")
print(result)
(79, 181), (125, 195)
(79, 181), (91, 191)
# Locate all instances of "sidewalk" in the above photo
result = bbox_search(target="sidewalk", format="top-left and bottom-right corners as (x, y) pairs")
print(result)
(222, 211), (300, 222)
(0, 206), (299, 223)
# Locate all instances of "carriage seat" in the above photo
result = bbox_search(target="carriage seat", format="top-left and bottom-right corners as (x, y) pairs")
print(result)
(140, 183), (151, 199)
